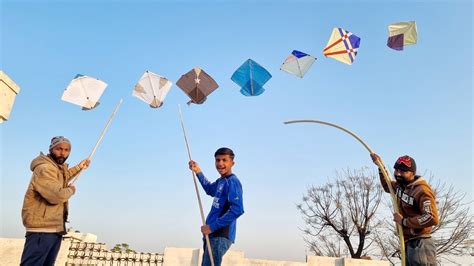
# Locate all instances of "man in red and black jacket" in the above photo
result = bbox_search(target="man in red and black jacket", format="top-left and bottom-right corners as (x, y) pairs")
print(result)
(371, 154), (439, 266)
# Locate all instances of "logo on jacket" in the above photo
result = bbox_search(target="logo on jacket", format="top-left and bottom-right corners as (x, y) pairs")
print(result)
(212, 197), (220, 208)
(417, 200), (433, 225)
(396, 187), (414, 205)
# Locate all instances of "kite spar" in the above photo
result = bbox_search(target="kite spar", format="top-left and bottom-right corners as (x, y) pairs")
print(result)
(178, 105), (215, 266)
(284, 119), (406, 266)
(69, 99), (123, 185)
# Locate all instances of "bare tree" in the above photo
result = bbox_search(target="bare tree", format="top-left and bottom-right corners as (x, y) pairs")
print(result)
(431, 178), (473, 257)
(372, 214), (403, 264)
(374, 175), (473, 263)
(297, 168), (383, 258)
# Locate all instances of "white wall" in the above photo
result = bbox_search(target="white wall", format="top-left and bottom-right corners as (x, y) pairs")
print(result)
(163, 247), (389, 266)
(0, 238), (391, 266)
(0, 238), (71, 266)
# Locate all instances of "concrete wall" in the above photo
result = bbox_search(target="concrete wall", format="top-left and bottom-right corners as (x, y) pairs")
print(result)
(1, 238), (389, 266)
(163, 247), (389, 266)
(0, 238), (70, 266)
(0, 238), (25, 266)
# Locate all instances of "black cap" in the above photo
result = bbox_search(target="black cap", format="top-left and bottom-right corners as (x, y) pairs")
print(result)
(394, 155), (416, 173)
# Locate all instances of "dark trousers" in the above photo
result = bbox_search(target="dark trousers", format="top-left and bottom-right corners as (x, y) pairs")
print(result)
(20, 233), (62, 266)
(202, 237), (232, 266)
(406, 237), (437, 266)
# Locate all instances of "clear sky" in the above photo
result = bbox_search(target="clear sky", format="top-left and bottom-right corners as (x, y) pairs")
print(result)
(1, 0), (472, 262)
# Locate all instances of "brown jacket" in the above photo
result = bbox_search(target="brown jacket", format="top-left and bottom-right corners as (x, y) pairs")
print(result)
(21, 153), (82, 233)
(380, 174), (439, 241)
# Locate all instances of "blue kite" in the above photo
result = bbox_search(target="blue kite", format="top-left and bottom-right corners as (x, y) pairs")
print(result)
(231, 59), (272, 96)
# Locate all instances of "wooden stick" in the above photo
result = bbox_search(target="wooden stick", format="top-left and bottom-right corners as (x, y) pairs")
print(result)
(284, 119), (406, 266)
(69, 99), (123, 185)
(178, 105), (215, 266)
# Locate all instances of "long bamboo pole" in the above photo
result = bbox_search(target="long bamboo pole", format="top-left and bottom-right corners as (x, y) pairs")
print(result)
(69, 99), (123, 185)
(284, 119), (406, 266)
(178, 105), (215, 266)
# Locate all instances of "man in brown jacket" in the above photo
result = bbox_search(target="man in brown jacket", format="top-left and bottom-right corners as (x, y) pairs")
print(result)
(371, 153), (439, 266)
(20, 136), (90, 266)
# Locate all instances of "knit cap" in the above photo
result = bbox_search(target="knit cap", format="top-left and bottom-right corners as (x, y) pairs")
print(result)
(49, 136), (71, 150)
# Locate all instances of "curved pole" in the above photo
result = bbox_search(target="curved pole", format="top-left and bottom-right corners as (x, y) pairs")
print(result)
(284, 119), (406, 266)
(178, 105), (215, 266)
(69, 99), (123, 185)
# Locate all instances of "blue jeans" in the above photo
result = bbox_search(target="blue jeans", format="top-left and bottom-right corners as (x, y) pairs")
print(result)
(20, 233), (62, 266)
(202, 237), (232, 266)
(406, 237), (437, 266)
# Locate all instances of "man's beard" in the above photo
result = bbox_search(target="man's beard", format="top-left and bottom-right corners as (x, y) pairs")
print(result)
(395, 175), (409, 185)
(50, 153), (68, 165)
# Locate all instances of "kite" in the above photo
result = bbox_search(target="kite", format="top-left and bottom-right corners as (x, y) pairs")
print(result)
(323, 27), (361, 65)
(61, 74), (107, 110)
(231, 59), (272, 96)
(132, 71), (172, 108)
(387, 21), (417, 51)
(280, 50), (316, 78)
(0, 70), (21, 123)
(176, 67), (219, 105)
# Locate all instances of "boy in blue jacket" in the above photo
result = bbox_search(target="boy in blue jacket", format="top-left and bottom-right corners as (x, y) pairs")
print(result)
(189, 147), (244, 266)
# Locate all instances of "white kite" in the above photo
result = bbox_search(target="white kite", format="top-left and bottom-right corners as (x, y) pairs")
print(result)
(0, 70), (21, 123)
(280, 50), (316, 78)
(132, 71), (172, 108)
(61, 74), (107, 110)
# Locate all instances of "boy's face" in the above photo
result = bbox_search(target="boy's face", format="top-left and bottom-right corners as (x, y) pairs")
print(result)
(215, 154), (234, 177)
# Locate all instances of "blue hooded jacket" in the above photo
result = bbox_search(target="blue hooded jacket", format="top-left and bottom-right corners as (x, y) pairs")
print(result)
(196, 172), (244, 243)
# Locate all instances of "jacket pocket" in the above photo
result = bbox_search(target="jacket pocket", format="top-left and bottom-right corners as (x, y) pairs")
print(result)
(33, 201), (47, 218)
(31, 202), (49, 227)
(43, 203), (47, 217)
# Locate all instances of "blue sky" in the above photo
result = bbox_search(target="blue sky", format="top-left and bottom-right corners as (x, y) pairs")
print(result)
(1, 0), (472, 261)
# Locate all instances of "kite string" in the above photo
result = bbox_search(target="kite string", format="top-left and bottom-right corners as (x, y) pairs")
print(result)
(178, 105), (215, 266)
